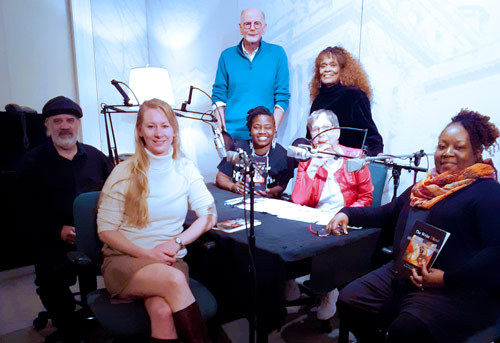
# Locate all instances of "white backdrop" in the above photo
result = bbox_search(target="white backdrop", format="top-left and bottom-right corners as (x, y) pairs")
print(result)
(74, 0), (500, 198)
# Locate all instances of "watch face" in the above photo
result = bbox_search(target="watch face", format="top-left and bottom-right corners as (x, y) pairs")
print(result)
(175, 237), (182, 245)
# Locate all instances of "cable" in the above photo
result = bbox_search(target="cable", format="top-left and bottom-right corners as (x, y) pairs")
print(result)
(193, 86), (221, 125)
(358, 0), (364, 60)
(117, 80), (140, 106)
(192, 86), (224, 129)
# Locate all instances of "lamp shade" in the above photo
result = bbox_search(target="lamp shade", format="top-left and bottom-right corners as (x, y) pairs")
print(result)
(128, 67), (175, 106)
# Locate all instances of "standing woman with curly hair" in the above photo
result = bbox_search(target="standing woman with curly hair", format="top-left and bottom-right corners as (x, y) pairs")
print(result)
(309, 46), (384, 156)
(97, 99), (217, 342)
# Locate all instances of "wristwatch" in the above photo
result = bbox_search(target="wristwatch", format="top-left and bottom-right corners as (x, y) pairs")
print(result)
(174, 237), (184, 251)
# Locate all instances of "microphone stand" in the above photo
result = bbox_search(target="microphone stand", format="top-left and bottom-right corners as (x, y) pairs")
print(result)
(100, 104), (218, 165)
(295, 144), (354, 160)
(371, 160), (427, 200)
(101, 85), (221, 165)
(246, 160), (257, 343)
(101, 104), (139, 165)
(173, 108), (217, 124)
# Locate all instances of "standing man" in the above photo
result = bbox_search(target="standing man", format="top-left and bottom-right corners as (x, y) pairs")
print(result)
(212, 7), (290, 140)
(17, 96), (113, 342)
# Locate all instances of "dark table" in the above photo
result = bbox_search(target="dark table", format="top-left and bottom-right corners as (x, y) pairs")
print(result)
(186, 184), (382, 343)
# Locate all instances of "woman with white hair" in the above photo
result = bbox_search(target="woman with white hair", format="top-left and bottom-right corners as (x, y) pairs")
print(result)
(290, 109), (374, 322)
(292, 109), (373, 212)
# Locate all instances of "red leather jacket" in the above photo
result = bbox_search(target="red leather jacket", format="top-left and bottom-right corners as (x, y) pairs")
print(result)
(291, 145), (373, 208)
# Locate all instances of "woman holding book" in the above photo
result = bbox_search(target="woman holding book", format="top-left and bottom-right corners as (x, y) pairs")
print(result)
(216, 106), (294, 198)
(97, 99), (216, 343)
(327, 109), (500, 343)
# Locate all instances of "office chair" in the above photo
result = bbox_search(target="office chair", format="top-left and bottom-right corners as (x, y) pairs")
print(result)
(285, 163), (389, 333)
(70, 191), (218, 342)
(32, 294), (88, 330)
(367, 163), (388, 207)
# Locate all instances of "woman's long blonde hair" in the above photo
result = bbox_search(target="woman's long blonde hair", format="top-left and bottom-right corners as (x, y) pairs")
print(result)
(123, 98), (181, 228)
(309, 46), (372, 101)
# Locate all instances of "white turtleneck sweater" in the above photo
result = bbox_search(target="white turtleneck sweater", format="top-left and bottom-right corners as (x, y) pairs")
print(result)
(97, 149), (215, 258)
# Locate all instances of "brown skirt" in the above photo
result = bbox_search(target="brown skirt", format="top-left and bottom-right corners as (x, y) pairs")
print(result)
(101, 245), (189, 303)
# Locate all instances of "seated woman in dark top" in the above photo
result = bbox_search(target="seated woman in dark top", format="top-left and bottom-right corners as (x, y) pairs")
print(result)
(309, 46), (384, 156)
(216, 106), (294, 198)
(328, 109), (500, 343)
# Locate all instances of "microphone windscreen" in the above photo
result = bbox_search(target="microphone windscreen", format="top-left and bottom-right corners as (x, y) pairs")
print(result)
(286, 146), (310, 162)
(226, 150), (247, 165)
(217, 146), (227, 159)
(346, 158), (365, 172)
(226, 151), (238, 163)
(213, 130), (227, 159)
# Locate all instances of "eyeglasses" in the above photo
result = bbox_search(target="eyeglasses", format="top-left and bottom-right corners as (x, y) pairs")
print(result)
(309, 224), (330, 237)
(242, 21), (263, 29)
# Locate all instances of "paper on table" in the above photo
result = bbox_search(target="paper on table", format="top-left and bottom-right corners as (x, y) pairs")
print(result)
(233, 197), (337, 225)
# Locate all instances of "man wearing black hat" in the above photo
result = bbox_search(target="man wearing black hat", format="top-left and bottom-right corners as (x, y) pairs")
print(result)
(16, 96), (113, 342)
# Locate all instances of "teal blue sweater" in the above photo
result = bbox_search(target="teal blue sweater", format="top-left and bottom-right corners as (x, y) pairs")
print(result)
(212, 40), (290, 139)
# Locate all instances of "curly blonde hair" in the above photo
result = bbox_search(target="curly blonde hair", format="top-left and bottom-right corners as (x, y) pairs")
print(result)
(309, 46), (372, 102)
(123, 99), (181, 228)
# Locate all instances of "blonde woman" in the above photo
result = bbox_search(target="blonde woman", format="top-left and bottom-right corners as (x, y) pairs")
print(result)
(97, 99), (216, 343)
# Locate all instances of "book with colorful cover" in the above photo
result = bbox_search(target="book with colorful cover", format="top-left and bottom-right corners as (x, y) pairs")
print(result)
(396, 220), (451, 277)
(215, 218), (262, 233)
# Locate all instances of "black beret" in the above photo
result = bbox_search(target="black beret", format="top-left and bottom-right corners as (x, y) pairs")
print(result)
(42, 96), (83, 118)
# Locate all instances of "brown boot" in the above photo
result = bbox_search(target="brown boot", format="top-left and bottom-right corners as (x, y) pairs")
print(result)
(172, 302), (211, 343)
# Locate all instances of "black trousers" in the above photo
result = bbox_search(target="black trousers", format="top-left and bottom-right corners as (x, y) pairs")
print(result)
(338, 262), (500, 343)
(34, 249), (78, 329)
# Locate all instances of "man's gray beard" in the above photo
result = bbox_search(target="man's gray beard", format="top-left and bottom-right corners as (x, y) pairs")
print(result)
(52, 134), (77, 150)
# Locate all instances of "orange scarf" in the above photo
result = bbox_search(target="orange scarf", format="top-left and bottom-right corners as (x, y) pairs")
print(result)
(410, 163), (496, 209)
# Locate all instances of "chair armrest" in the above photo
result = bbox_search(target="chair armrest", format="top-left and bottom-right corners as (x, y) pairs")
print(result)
(67, 251), (98, 308)
(67, 251), (92, 266)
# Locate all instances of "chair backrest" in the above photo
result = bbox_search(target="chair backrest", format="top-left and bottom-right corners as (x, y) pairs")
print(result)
(73, 191), (103, 275)
(368, 163), (388, 207)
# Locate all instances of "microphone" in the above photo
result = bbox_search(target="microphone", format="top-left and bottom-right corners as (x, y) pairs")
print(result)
(286, 145), (324, 161)
(347, 157), (367, 172)
(181, 86), (194, 112)
(413, 149), (425, 167)
(213, 126), (227, 159)
(111, 80), (131, 106)
(226, 149), (249, 165)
